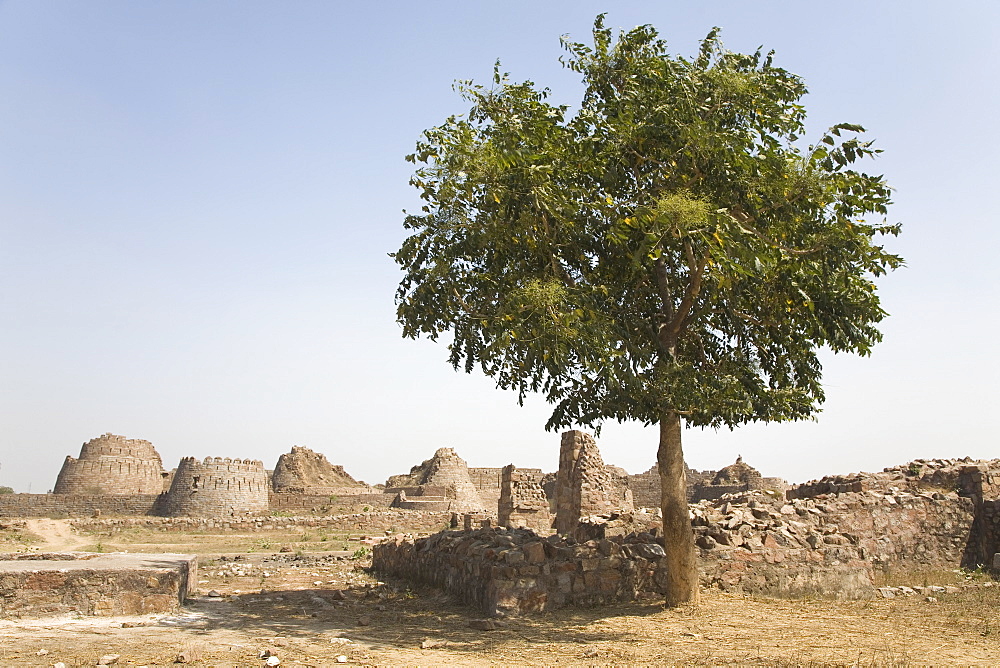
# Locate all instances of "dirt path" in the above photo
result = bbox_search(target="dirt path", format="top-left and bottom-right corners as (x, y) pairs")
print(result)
(23, 519), (87, 551)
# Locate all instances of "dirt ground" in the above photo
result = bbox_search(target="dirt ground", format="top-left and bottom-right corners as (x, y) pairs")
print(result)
(2, 519), (999, 666)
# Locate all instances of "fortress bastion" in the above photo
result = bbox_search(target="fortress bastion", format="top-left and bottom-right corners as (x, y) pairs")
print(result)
(53, 433), (166, 495)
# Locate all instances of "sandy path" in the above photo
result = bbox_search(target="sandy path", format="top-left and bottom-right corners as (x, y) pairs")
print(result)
(23, 519), (87, 551)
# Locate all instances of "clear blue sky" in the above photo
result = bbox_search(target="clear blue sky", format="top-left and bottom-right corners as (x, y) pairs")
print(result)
(1, 1), (997, 493)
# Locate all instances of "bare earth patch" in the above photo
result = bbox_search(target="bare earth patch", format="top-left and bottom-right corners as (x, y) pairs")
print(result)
(1, 521), (998, 665)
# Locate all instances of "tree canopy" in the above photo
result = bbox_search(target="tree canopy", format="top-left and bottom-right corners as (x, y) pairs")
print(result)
(394, 17), (901, 438)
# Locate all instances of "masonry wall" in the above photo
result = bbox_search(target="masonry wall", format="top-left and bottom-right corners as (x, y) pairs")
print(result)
(268, 492), (395, 513)
(164, 457), (269, 518)
(498, 465), (551, 532)
(53, 433), (165, 496)
(555, 431), (633, 535)
(0, 494), (164, 518)
(0, 553), (196, 618)
(373, 527), (669, 616)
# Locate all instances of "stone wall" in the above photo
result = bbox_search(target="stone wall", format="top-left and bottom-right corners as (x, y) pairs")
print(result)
(53, 433), (166, 496)
(0, 493), (164, 518)
(0, 552), (195, 618)
(373, 484), (982, 615)
(689, 489), (975, 596)
(628, 465), (720, 509)
(554, 431), (632, 535)
(469, 467), (543, 508)
(373, 527), (669, 616)
(268, 492), (395, 513)
(498, 465), (551, 532)
(69, 509), (454, 536)
(163, 457), (269, 518)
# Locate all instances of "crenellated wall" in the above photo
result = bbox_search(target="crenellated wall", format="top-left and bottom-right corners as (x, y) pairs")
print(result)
(163, 457), (269, 518)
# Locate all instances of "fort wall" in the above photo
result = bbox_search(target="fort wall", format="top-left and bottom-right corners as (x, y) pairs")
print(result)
(0, 493), (164, 518)
(53, 433), (165, 496)
(163, 457), (269, 518)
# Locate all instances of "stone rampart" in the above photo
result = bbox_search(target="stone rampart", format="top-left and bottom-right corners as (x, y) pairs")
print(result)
(163, 457), (269, 518)
(54, 433), (165, 496)
(268, 492), (395, 513)
(69, 509), (454, 536)
(0, 494), (164, 518)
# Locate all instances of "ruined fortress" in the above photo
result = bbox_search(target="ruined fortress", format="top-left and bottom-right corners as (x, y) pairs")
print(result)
(2, 431), (781, 521)
(5, 430), (1000, 609)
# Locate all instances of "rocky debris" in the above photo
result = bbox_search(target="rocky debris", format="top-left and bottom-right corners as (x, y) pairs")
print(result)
(97, 655), (121, 665)
(573, 511), (661, 542)
(787, 457), (1000, 500)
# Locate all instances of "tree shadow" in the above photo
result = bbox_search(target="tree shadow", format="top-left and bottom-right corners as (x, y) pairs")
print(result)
(166, 580), (670, 657)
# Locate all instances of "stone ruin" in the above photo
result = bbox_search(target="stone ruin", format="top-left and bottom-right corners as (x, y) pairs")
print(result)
(53, 433), (167, 496)
(16, 428), (1000, 617)
(374, 526), (669, 616)
(163, 456), (270, 518)
(627, 456), (787, 508)
(554, 430), (633, 535)
(497, 464), (550, 532)
(0, 552), (196, 618)
(271, 445), (369, 494)
(385, 447), (487, 513)
(375, 444), (1000, 615)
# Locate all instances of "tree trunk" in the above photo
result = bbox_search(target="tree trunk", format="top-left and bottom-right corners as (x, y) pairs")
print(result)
(658, 409), (700, 606)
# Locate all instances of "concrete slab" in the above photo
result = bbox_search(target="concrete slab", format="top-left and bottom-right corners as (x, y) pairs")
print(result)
(0, 552), (197, 618)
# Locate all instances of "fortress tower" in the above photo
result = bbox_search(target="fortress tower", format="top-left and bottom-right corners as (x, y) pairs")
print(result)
(53, 433), (166, 495)
(163, 456), (269, 518)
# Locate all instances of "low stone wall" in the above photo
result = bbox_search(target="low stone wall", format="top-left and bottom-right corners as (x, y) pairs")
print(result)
(0, 493), (164, 518)
(69, 509), (454, 536)
(268, 492), (395, 513)
(0, 552), (196, 618)
(373, 527), (669, 616)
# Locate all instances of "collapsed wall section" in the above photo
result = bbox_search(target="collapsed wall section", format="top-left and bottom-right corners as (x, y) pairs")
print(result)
(164, 457), (269, 518)
(554, 431), (633, 535)
(53, 433), (166, 495)
(498, 464), (551, 532)
(271, 446), (369, 495)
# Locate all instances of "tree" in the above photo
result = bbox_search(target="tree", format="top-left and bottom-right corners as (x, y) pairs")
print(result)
(393, 16), (901, 606)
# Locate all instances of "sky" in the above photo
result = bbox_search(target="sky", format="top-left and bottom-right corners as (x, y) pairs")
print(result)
(1, 1), (998, 493)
